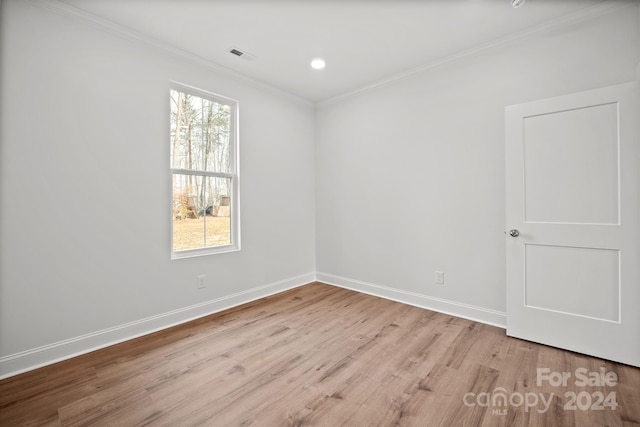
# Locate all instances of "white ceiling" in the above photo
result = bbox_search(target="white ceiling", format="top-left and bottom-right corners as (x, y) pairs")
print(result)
(57, 0), (609, 102)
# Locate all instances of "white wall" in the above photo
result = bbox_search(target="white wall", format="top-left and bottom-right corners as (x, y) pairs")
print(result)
(316, 5), (640, 324)
(0, 0), (316, 376)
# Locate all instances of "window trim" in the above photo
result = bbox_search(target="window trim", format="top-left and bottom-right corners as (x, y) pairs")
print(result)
(169, 82), (240, 259)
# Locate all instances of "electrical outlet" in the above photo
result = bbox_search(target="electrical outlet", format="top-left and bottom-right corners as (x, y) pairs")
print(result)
(196, 275), (206, 289)
(434, 271), (444, 285)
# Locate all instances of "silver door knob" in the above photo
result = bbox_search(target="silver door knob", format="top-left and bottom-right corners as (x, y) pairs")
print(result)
(509, 229), (519, 237)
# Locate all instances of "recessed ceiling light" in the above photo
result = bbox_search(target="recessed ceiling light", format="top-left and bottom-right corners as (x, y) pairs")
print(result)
(512, 0), (525, 8)
(311, 58), (326, 70)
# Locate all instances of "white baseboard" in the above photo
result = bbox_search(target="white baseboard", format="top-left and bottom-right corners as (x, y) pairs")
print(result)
(1, 271), (506, 380)
(316, 272), (506, 329)
(0, 272), (315, 380)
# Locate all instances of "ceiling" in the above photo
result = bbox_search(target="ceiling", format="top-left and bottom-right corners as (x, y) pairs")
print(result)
(56, 0), (610, 102)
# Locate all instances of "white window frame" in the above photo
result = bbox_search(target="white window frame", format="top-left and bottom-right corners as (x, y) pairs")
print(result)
(170, 82), (240, 259)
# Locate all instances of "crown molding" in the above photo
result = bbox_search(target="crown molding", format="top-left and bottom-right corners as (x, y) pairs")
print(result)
(319, 0), (640, 106)
(29, 0), (313, 107)
(24, 0), (640, 107)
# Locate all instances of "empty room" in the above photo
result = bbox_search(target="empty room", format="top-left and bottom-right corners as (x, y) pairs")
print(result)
(1, 0), (639, 425)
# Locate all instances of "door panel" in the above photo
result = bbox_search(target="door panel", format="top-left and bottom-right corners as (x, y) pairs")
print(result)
(506, 82), (640, 367)
(523, 102), (619, 224)
(524, 244), (619, 322)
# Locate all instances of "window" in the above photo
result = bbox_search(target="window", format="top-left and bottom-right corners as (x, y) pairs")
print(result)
(170, 84), (239, 258)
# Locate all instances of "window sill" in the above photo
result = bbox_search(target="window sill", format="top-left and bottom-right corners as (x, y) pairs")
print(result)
(171, 245), (240, 260)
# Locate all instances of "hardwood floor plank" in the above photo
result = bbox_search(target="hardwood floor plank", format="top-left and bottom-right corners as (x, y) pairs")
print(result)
(0, 282), (638, 426)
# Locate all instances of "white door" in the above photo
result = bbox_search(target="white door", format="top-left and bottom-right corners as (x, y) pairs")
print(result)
(505, 82), (640, 367)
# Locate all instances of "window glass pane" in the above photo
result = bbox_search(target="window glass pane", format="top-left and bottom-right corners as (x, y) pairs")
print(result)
(172, 174), (232, 252)
(170, 90), (231, 173)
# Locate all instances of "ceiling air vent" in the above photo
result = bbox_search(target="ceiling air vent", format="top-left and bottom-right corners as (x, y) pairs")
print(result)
(228, 47), (257, 61)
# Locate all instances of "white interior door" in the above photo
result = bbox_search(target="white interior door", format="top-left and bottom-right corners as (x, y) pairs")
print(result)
(505, 82), (640, 367)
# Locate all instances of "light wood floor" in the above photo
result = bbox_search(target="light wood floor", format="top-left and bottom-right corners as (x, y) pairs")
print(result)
(1, 282), (639, 426)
